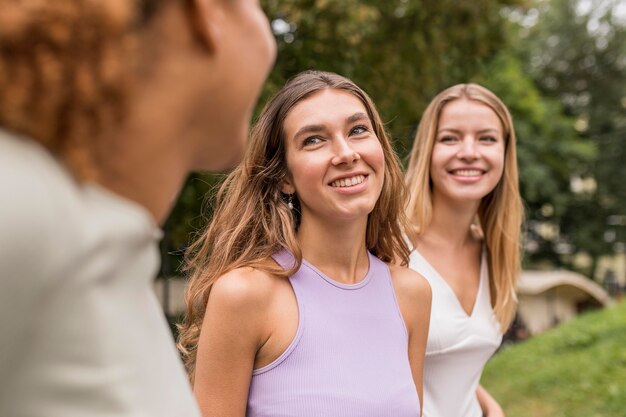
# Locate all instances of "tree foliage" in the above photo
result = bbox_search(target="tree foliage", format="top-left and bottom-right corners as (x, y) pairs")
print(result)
(474, 49), (596, 267)
(160, 0), (624, 281)
(262, 0), (523, 149)
(514, 0), (626, 275)
(160, 0), (525, 275)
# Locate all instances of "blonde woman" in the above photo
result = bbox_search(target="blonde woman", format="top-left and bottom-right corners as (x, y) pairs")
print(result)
(178, 71), (431, 417)
(0, 1), (275, 416)
(405, 84), (523, 417)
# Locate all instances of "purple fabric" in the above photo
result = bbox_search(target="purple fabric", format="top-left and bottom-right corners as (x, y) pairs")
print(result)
(246, 249), (420, 417)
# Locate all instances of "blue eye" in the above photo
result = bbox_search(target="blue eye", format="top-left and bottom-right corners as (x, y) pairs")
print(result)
(303, 136), (323, 146)
(350, 125), (369, 135)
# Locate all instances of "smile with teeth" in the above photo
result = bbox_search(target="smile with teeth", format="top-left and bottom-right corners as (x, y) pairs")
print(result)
(451, 169), (483, 176)
(330, 175), (366, 188)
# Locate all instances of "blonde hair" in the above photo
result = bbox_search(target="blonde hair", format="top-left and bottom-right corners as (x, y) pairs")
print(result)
(405, 83), (523, 330)
(0, 0), (173, 180)
(177, 70), (411, 382)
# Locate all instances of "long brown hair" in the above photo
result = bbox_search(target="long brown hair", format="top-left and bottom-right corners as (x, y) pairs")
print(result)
(405, 83), (523, 330)
(178, 70), (411, 382)
(0, 0), (172, 180)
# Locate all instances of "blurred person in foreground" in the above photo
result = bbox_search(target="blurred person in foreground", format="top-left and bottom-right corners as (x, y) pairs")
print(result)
(0, 1), (275, 416)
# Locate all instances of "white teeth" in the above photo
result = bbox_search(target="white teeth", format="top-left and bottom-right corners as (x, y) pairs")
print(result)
(453, 169), (482, 176)
(331, 175), (365, 188)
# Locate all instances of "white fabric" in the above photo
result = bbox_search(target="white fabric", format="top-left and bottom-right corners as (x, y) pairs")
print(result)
(409, 248), (502, 417)
(0, 130), (200, 417)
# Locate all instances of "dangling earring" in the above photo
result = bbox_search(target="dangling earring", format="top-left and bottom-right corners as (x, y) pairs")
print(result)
(287, 194), (294, 210)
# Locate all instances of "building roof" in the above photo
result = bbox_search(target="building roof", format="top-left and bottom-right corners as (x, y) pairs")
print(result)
(519, 270), (612, 306)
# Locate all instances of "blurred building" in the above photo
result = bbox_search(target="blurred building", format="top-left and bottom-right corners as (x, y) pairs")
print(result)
(516, 270), (612, 336)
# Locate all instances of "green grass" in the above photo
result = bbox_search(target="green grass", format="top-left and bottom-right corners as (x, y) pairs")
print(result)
(482, 300), (626, 417)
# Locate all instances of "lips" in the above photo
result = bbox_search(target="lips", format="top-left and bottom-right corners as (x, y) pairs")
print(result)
(330, 174), (367, 188)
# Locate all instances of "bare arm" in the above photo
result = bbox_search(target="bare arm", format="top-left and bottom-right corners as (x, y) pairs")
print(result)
(390, 266), (432, 415)
(192, 268), (270, 417)
(476, 384), (505, 417)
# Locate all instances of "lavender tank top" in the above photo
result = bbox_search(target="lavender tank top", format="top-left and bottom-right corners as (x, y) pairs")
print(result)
(246, 249), (420, 417)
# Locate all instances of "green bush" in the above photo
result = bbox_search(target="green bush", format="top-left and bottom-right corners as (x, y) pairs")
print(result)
(482, 301), (626, 417)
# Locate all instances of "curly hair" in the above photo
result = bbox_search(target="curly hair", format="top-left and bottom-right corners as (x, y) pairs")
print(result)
(0, 0), (171, 180)
(177, 70), (412, 383)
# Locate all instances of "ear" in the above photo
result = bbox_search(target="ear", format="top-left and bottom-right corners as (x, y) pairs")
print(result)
(281, 178), (295, 195)
(188, 0), (224, 53)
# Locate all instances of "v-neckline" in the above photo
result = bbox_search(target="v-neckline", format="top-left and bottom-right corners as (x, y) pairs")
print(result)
(414, 248), (485, 318)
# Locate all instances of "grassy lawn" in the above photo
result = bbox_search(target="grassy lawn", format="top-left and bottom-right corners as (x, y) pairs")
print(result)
(482, 300), (626, 417)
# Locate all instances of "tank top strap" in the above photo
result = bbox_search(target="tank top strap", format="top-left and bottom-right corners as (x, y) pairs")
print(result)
(271, 248), (298, 271)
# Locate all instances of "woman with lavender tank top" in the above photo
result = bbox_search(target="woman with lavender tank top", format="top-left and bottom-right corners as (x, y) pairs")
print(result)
(178, 71), (432, 417)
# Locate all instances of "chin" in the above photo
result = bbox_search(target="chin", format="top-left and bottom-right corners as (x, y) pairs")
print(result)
(451, 194), (490, 204)
(336, 204), (377, 221)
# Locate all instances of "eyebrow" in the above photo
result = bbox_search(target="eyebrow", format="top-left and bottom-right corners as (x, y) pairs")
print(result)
(347, 112), (369, 124)
(437, 127), (501, 135)
(293, 124), (324, 141)
(292, 112), (371, 141)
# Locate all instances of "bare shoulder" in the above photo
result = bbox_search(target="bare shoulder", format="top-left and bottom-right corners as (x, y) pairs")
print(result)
(201, 261), (290, 348)
(388, 264), (432, 304)
(209, 263), (284, 313)
(202, 260), (297, 365)
(388, 264), (431, 339)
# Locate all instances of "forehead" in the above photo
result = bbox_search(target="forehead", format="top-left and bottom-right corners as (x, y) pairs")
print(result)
(439, 98), (502, 132)
(283, 89), (369, 137)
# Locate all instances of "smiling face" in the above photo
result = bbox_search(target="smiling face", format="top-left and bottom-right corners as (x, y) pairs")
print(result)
(430, 98), (505, 206)
(281, 89), (385, 226)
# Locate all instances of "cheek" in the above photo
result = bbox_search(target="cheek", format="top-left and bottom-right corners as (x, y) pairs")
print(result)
(283, 147), (301, 193)
(492, 147), (506, 178)
(362, 142), (386, 196)
(429, 145), (448, 170)
(429, 151), (446, 180)
(248, 9), (276, 71)
(364, 139), (386, 173)
(286, 154), (323, 194)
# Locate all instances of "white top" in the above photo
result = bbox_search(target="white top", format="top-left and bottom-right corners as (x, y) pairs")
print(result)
(0, 130), (200, 417)
(408, 248), (501, 417)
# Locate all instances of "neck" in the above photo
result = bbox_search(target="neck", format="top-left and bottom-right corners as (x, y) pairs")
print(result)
(94, 134), (190, 226)
(91, 8), (206, 224)
(92, 6), (209, 225)
(422, 194), (480, 249)
(297, 215), (370, 284)
(94, 92), (194, 225)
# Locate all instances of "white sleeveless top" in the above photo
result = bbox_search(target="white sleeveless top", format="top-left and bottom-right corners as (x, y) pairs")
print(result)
(408, 248), (501, 417)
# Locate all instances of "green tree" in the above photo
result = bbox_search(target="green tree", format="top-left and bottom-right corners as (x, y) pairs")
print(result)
(517, 0), (626, 276)
(160, 0), (526, 277)
(262, 0), (524, 150)
(161, 0), (605, 276)
(474, 49), (595, 267)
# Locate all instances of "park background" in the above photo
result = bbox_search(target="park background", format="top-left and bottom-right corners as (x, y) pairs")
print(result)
(159, 0), (626, 415)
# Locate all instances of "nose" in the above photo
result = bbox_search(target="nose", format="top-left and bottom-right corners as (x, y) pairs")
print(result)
(456, 136), (480, 161)
(331, 137), (360, 166)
